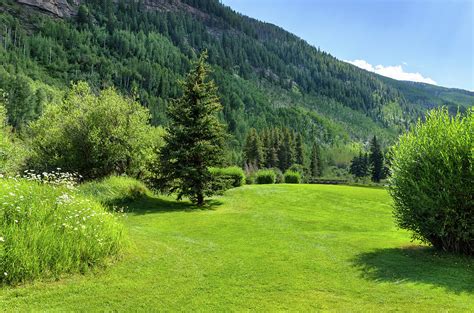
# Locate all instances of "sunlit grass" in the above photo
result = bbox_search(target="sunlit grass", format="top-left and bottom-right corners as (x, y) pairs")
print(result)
(0, 184), (472, 311)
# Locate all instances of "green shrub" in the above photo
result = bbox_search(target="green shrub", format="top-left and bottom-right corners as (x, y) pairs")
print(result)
(389, 108), (473, 255)
(0, 178), (124, 284)
(255, 169), (276, 184)
(284, 170), (301, 184)
(26, 82), (163, 180)
(209, 166), (245, 188)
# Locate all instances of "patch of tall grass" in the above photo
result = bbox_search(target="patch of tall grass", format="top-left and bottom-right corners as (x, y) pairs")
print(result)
(79, 176), (151, 207)
(0, 177), (124, 285)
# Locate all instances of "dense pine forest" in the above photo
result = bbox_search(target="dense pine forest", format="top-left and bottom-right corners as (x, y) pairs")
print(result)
(0, 0), (473, 168)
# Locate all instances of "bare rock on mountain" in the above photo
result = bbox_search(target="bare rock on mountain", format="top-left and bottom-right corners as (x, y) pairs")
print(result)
(16, 0), (80, 17)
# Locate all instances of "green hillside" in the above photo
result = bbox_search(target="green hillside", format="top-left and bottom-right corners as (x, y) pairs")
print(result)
(0, 0), (472, 162)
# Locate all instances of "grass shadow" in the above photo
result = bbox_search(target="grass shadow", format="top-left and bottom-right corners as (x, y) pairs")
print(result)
(108, 194), (223, 215)
(352, 246), (474, 294)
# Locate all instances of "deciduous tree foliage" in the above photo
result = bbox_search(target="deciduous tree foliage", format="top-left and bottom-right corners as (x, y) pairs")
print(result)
(389, 108), (473, 255)
(155, 52), (226, 206)
(27, 82), (160, 179)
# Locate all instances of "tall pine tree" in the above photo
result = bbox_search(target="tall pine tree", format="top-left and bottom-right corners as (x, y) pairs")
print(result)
(243, 128), (264, 168)
(369, 135), (384, 183)
(156, 51), (226, 206)
(310, 143), (323, 178)
(295, 133), (304, 165)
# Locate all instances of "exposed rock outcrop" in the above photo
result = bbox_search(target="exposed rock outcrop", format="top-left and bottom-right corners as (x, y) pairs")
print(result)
(16, 0), (80, 17)
(15, 0), (207, 19)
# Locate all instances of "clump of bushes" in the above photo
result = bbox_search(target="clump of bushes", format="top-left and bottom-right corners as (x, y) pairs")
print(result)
(389, 108), (473, 255)
(0, 176), (124, 284)
(284, 170), (301, 184)
(26, 82), (163, 180)
(255, 169), (276, 184)
(209, 166), (245, 188)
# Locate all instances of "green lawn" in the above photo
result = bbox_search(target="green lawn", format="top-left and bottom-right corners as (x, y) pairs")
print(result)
(1, 184), (473, 311)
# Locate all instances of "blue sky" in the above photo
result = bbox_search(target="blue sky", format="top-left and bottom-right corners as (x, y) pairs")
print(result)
(220, 0), (473, 91)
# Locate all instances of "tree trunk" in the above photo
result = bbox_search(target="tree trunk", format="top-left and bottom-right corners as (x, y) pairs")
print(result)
(197, 192), (204, 206)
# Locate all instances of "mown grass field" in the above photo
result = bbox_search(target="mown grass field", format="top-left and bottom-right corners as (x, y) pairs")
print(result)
(1, 184), (473, 311)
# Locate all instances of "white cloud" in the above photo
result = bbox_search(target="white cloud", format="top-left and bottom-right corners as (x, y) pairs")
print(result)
(344, 59), (437, 85)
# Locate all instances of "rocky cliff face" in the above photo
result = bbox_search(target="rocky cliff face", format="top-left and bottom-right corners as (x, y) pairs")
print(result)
(16, 0), (80, 17)
(15, 0), (205, 18)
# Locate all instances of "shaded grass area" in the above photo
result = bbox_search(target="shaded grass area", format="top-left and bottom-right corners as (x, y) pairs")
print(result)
(0, 184), (472, 311)
(353, 246), (474, 294)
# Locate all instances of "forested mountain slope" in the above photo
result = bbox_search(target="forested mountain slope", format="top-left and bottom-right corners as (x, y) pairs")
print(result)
(0, 0), (472, 161)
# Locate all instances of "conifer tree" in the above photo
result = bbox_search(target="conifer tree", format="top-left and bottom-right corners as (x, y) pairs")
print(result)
(350, 151), (369, 178)
(295, 133), (304, 165)
(243, 128), (264, 168)
(369, 135), (384, 182)
(156, 51), (226, 206)
(310, 143), (323, 178)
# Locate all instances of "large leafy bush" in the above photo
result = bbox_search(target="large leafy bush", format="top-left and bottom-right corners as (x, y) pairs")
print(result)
(26, 82), (163, 180)
(389, 108), (473, 255)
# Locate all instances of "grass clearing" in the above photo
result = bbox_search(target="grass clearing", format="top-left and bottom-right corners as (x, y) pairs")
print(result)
(0, 184), (472, 311)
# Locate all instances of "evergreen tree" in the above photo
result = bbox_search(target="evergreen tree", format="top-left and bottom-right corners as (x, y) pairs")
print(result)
(243, 128), (264, 168)
(261, 129), (276, 168)
(369, 135), (384, 182)
(156, 51), (226, 206)
(310, 143), (323, 178)
(350, 151), (369, 178)
(277, 128), (295, 171)
(295, 133), (304, 165)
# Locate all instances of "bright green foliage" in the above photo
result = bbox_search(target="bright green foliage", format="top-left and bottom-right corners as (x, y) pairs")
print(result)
(284, 170), (301, 184)
(243, 128), (264, 168)
(27, 82), (161, 180)
(310, 143), (323, 178)
(1, 185), (472, 311)
(369, 135), (384, 182)
(209, 166), (245, 188)
(390, 108), (473, 255)
(155, 52), (227, 206)
(255, 169), (276, 184)
(0, 178), (124, 284)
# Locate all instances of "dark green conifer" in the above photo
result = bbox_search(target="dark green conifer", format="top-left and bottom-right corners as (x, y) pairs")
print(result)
(157, 51), (226, 206)
(369, 135), (384, 183)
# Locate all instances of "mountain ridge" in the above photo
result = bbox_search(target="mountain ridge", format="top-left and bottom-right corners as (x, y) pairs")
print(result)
(1, 0), (473, 165)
